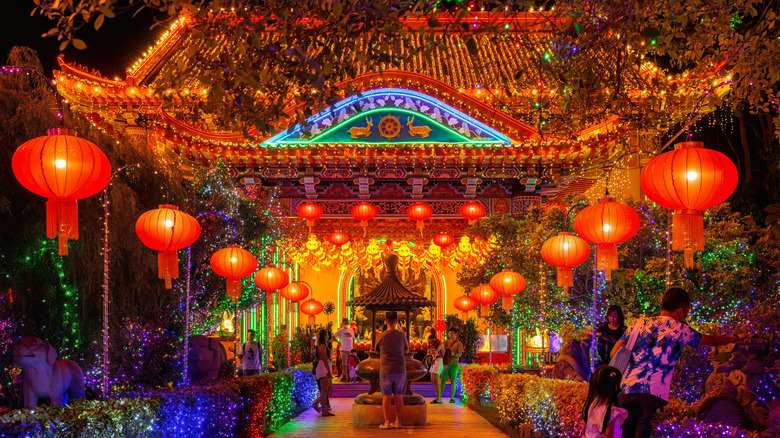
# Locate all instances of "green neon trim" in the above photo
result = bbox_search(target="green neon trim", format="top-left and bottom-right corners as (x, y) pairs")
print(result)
(280, 107), (503, 145)
(347, 274), (355, 320)
(337, 270), (345, 323)
(441, 274), (447, 318)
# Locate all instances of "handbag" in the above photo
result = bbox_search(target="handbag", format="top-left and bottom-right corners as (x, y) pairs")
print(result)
(609, 320), (641, 375)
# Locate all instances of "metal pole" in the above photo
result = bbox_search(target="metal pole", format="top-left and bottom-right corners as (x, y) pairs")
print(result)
(234, 300), (239, 378)
(666, 210), (673, 289)
(183, 247), (191, 385)
(101, 190), (109, 398)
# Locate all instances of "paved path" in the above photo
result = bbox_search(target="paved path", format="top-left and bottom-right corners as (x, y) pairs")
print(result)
(270, 397), (508, 438)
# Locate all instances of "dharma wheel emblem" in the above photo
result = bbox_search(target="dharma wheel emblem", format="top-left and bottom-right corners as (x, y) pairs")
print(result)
(378, 113), (402, 141)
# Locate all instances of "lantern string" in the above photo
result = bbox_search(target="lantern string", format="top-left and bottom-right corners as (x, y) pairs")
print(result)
(1, 65), (66, 126)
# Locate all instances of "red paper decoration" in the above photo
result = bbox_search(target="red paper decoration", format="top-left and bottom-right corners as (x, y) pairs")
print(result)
(407, 203), (433, 235)
(296, 202), (322, 231)
(135, 204), (201, 289)
(640, 141), (738, 267)
(472, 284), (499, 317)
(254, 266), (289, 291)
(489, 270), (526, 310)
(543, 203), (568, 213)
(210, 245), (258, 301)
(300, 299), (323, 325)
(460, 202), (486, 224)
(351, 202), (377, 236)
(574, 198), (640, 280)
(280, 282), (309, 302)
(541, 232), (591, 289)
(12, 128), (111, 255)
(328, 231), (350, 246)
(454, 295), (477, 320)
(432, 233), (455, 248)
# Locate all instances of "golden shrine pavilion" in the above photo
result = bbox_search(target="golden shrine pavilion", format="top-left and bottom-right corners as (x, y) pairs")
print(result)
(53, 11), (721, 334)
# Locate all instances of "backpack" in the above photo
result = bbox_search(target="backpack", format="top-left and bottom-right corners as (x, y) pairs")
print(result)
(443, 340), (461, 365)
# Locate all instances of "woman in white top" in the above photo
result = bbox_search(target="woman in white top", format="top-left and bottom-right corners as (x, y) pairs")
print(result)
(583, 365), (628, 438)
(427, 328), (445, 404)
(313, 329), (335, 417)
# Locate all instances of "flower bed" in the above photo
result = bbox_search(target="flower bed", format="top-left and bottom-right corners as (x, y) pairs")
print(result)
(0, 372), (316, 438)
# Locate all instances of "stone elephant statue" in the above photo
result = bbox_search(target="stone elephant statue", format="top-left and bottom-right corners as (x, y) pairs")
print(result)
(188, 335), (227, 383)
(552, 336), (592, 382)
(12, 336), (84, 408)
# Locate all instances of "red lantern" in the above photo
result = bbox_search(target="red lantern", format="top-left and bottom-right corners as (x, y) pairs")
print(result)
(12, 128), (111, 255)
(135, 204), (201, 289)
(328, 231), (350, 246)
(296, 202), (322, 231)
(254, 266), (289, 291)
(407, 203), (433, 236)
(489, 270), (526, 310)
(433, 233), (455, 248)
(541, 232), (591, 289)
(300, 299), (323, 325)
(351, 202), (377, 236)
(460, 202), (486, 224)
(543, 203), (568, 213)
(454, 295), (477, 320)
(210, 245), (258, 301)
(574, 198), (640, 280)
(472, 285), (499, 317)
(640, 141), (738, 267)
(280, 282), (309, 302)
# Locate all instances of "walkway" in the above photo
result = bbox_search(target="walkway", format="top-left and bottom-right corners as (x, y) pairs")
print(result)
(270, 397), (508, 438)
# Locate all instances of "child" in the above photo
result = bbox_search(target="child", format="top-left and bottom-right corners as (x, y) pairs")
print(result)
(347, 349), (359, 382)
(583, 365), (628, 438)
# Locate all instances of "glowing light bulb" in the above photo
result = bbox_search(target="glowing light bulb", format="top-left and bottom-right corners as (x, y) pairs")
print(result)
(230, 257), (237, 263)
(602, 224), (612, 232)
(563, 243), (570, 249)
(55, 159), (67, 169)
(687, 171), (698, 181)
(164, 220), (173, 227)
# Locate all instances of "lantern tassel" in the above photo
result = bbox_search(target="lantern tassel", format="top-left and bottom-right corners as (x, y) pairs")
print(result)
(417, 221), (424, 238)
(361, 220), (367, 237)
(557, 268), (574, 289)
(308, 315), (315, 325)
(672, 210), (704, 252)
(226, 278), (242, 299)
(684, 247), (694, 269)
(480, 304), (489, 317)
(596, 243), (619, 272)
(47, 198), (79, 256)
(461, 311), (468, 320)
(158, 251), (179, 289)
(501, 294), (514, 311)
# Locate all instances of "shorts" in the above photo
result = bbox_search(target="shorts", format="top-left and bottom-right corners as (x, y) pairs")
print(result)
(379, 373), (407, 396)
(430, 358), (444, 375)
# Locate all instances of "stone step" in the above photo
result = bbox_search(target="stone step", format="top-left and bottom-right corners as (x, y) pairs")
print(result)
(330, 382), (454, 398)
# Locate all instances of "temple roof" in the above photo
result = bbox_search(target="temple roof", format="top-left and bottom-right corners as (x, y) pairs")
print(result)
(348, 255), (436, 310)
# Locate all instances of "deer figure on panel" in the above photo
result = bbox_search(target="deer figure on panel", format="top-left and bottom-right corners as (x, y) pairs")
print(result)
(407, 116), (432, 138)
(348, 117), (374, 138)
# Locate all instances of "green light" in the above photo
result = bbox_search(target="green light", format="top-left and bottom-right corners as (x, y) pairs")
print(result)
(650, 39), (657, 45)
(543, 53), (551, 60)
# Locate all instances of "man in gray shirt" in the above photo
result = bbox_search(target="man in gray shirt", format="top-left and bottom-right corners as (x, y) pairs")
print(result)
(375, 310), (410, 429)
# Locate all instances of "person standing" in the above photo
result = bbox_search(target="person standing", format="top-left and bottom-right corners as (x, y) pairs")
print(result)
(239, 330), (262, 376)
(313, 329), (335, 417)
(375, 311), (410, 429)
(334, 318), (356, 382)
(596, 305), (627, 366)
(440, 327), (463, 403)
(427, 328), (445, 403)
(610, 288), (738, 438)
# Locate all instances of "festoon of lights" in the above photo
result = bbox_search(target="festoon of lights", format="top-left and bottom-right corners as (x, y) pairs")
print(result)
(135, 205), (201, 289)
(574, 197), (640, 280)
(640, 141), (738, 268)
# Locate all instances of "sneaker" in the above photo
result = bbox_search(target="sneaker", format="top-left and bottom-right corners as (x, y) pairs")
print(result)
(431, 400), (440, 404)
(449, 399), (456, 403)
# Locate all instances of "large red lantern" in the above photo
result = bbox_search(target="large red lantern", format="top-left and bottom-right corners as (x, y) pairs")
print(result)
(489, 270), (526, 310)
(407, 203), (433, 236)
(135, 204), (201, 289)
(280, 282), (309, 302)
(460, 202), (486, 224)
(210, 245), (258, 301)
(640, 141), (738, 267)
(541, 232), (591, 289)
(296, 202), (322, 232)
(472, 284), (499, 317)
(300, 299), (323, 325)
(12, 128), (111, 255)
(574, 198), (640, 280)
(328, 231), (350, 247)
(351, 202), (377, 236)
(432, 233), (455, 248)
(454, 295), (477, 320)
(254, 266), (289, 291)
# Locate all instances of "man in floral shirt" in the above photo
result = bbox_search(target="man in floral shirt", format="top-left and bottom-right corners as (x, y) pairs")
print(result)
(610, 288), (738, 438)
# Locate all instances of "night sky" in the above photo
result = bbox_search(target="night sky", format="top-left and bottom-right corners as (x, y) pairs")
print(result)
(1, 2), (161, 77)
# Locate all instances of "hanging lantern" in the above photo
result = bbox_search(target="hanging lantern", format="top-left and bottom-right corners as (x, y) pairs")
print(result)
(541, 232), (590, 289)
(543, 203), (568, 213)
(407, 203), (433, 236)
(351, 202), (377, 236)
(460, 202), (486, 224)
(489, 270), (526, 310)
(640, 141), (738, 268)
(432, 233), (455, 248)
(280, 282), (309, 302)
(574, 198), (640, 280)
(296, 202), (322, 233)
(210, 245), (258, 301)
(328, 231), (350, 247)
(254, 266), (289, 291)
(454, 295), (477, 320)
(472, 284), (499, 317)
(12, 128), (111, 255)
(135, 205), (201, 289)
(300, 299), (323, 325)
